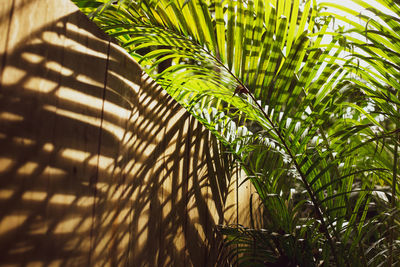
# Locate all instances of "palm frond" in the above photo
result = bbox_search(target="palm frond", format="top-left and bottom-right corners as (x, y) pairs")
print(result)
(73, 0), (400, 265)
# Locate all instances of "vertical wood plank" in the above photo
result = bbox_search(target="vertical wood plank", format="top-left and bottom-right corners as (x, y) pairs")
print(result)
(88, 42), (136, 266)
(0, 0), (110, 265)
(238, 170), (252, 227)
(162, 100), (190, 266)
(0, 0), (14, 81)
(185, 117), (209, 267)
(45, 8), (109, 266)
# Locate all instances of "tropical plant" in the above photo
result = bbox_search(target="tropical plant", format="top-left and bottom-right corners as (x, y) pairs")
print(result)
(73, 0), (400, 265)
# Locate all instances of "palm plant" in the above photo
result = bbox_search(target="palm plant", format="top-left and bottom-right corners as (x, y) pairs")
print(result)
(73, 0), (400, 265)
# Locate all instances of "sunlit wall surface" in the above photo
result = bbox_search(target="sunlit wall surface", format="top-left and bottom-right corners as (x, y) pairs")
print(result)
(0, 0), (254, 266)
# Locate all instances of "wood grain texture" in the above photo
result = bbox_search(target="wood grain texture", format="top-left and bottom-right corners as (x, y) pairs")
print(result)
(0, 0), (14, 82)
(0, 0), (252, 266)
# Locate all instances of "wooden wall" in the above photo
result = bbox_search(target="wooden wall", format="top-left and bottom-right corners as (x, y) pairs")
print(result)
(0, 0), (253, 266)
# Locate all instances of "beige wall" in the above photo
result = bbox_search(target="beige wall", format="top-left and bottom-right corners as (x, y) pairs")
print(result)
(0, 0), (253, 266)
